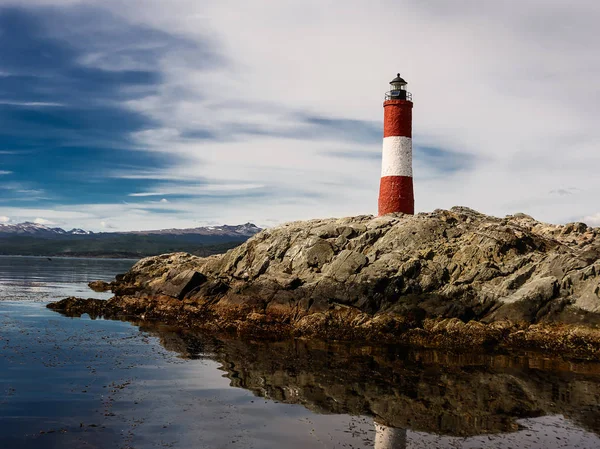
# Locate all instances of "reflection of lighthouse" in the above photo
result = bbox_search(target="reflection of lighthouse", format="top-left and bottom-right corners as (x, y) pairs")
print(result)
(378, 73), (414, 216)
(374, 422), (407, 449)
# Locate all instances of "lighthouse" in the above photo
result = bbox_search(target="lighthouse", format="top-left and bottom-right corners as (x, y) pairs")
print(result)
(378, 73), (414, 216)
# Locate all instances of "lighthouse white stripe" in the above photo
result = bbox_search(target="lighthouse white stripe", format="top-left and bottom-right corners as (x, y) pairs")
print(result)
(381, 136), (412, 177)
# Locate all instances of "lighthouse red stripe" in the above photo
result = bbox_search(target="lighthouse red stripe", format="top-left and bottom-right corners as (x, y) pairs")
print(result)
(378, 176), (414, 215)
(383, 100), (412, 138)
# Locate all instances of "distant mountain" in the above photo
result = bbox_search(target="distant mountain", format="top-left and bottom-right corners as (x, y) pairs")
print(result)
(0, 222), (93, 237)
(122, 223), (262, 237)
(0, 222), (262, 258)
(0, 222), (260, 238)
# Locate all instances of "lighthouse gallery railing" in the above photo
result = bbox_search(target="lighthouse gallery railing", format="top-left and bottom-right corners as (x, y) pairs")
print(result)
(385, 91), (413, 101)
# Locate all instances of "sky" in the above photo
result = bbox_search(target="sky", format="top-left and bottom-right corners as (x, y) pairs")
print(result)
(0, 0), (599, 231)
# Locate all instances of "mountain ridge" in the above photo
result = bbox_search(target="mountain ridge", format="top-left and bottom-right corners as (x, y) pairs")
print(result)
(0, 222), (262, 258)
(0, 222), (261, 238)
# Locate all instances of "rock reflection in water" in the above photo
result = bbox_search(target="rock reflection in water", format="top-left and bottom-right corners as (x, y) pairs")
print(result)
(134, 320), (600, 446)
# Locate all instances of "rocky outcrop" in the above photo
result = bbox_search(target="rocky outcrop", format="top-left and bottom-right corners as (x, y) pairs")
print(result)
(49, 207), (600, 355)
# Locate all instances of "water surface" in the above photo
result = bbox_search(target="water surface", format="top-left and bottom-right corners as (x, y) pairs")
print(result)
(0, 255), (134, 301)
(1, 256), (600, 448)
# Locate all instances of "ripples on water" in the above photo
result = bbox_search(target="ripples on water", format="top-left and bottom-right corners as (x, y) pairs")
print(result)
(0, 256), (135, 301)
(1, 256), (600, 448)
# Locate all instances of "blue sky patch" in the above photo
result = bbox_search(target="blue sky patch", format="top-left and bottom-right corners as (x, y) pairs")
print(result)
(0, 6), (218, 209)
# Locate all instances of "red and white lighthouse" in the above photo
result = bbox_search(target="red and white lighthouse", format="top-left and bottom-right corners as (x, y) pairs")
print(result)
(378, 73), (414, 216)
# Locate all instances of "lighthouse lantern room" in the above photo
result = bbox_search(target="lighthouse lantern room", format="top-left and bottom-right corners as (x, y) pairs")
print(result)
(385, 73), (412, 101)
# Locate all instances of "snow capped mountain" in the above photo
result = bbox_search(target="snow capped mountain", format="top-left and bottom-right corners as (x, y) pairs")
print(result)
(0, 222), (261, 238)
(69, 229), (93, 235)
(0, 222), (86, 237)
(127, 222), (262, 237)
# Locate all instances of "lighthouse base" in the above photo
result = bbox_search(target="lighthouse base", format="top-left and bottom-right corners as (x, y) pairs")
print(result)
(378, 175), (414, 215)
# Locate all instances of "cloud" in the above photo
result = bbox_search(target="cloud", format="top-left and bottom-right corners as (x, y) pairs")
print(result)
(322, 145), (478, 176)
(0, 170), (12, 175)
(549, 188), (579, 196)
(33, 217), (55, 225)
(416, 146), (478, 175)
(0, 101), (64, 107)
(1, 0), (600, 230)
(127, 183), (266, 197)
(101, 0), (600, 226)
(0, 5), (222, 211)
(235, 114), (382, 144)
(0, 215), (10, 223)
(583, 213), (600, 227)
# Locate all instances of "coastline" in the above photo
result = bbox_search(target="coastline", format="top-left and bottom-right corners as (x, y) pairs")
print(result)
(0, 254), (141, 261)
(48, 295), (600, 359)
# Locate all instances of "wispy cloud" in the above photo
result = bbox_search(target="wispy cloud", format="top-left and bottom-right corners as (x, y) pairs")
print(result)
(416, 146), (478, 174)
(33, 217), (56, 225)
(549, 187), (580, 196)
(320, 150), (379, 161)
(0, 170), (12, 175)
(0, 5), (212, 211)
(0, 101), (65, 107)
(128, 183), (265, 197)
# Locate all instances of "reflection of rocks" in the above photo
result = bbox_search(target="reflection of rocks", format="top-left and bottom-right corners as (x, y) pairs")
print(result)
(56, 207), (600, 355)
(133, 323), (600, 438)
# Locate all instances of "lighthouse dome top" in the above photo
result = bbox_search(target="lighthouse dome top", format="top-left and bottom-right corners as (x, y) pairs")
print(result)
(385, 73), (412, 101)
(390, 73), (407, 86)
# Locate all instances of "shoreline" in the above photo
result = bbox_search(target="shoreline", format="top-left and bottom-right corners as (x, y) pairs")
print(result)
(0, 254), (140, 261)
(48, 295), (600, 360)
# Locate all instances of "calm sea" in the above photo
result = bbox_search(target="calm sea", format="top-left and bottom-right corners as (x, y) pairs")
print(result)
(1, 255), (600, 449)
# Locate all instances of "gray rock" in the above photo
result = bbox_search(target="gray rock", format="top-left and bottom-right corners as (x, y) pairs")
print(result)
(155, 269), (207, 300)
(304, 239), (335, 269)
(325, 250), (368, 282)
(110, 208), (600, 326)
